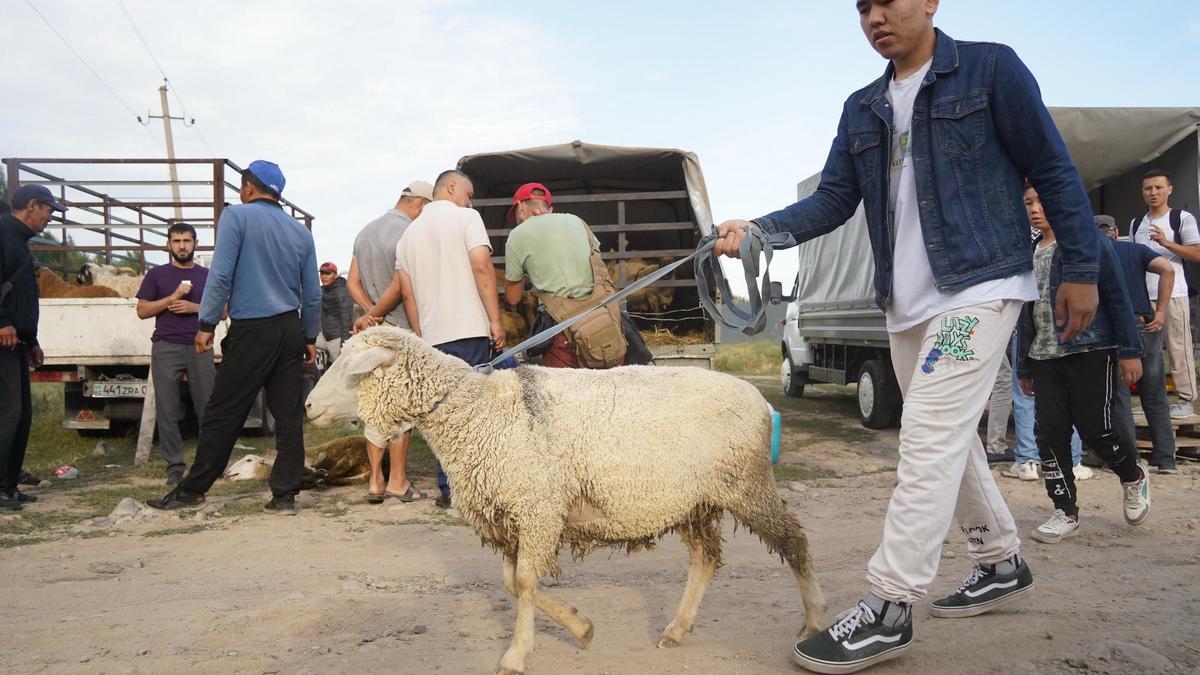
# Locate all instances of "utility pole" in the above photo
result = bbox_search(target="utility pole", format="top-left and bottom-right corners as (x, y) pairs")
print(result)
(139, 80), (193, 223)
(135, 80), (193, 464)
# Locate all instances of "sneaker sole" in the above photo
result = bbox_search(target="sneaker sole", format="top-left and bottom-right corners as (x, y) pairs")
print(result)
(1030, 527), (1079, 544)
(792, 640), (911, 674)
(1124, 506), (1150, 526)
(929, 582), (1034, 618)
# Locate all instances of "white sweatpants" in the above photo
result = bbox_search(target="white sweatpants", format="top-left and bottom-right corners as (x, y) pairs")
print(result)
(866, 299), (1023, 604)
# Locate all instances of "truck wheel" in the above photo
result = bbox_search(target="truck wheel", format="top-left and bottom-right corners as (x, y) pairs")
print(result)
(857, 360), (898, 429)
(781, 355), (805, 398)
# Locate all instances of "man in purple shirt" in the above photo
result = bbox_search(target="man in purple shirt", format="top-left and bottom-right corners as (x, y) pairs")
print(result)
(136, 223), (215, 485)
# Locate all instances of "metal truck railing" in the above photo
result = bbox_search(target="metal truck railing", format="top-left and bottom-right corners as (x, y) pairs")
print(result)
(3, 157), (314, 277)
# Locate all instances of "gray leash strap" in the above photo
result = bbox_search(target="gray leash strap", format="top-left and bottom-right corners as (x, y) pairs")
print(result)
(694, 229), (794, 337)
(475, 227), (794, 373)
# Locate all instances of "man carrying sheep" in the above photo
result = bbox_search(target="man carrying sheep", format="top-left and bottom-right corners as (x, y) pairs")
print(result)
(135, 223), (216, 486)
(503, 182), (626, 369)
(147, 160), (321, 515)
(346, 179), (434, 503)
(354, 169), (504, 508)
(714, 1), (1100, 672)
(0, 185), (64, 510)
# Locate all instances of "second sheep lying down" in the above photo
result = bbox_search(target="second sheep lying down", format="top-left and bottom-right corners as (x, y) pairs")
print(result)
(305, 326), (826, 675)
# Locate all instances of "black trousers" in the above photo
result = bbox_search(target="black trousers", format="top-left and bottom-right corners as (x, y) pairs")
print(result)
(181, 312), (306, 497)
(0, 348), (31, 495)
(1031, 348), (1141, 516)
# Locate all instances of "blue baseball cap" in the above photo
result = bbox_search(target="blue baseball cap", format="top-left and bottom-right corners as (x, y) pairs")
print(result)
(246, 159), (285, 197)
(11, 184), (67, 212)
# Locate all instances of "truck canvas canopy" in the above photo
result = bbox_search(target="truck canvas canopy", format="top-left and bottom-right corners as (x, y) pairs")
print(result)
(459, 140), (721, 365)
(792, 107), (1200, 315)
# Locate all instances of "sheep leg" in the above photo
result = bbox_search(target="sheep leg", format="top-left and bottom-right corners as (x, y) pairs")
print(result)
(502, 555), (594, 649)
(496, 551), (540, 675)
(657, 531), (719, 648)
(729, 492), (827, 638)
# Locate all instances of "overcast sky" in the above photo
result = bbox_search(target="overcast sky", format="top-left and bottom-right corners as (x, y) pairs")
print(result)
(4, 0), (1198, 282)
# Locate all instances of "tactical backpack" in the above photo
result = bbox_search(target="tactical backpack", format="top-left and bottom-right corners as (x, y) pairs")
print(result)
(533, 225), (627, 368)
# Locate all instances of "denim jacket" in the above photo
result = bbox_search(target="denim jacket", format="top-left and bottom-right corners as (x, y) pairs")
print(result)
(753, 29), (1099, 308)
(1016, 234), (1141, 379)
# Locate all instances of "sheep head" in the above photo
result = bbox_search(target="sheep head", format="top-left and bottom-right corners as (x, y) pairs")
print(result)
(305, 326), (470, 430)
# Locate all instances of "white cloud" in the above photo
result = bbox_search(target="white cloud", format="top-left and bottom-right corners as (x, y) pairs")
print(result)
(4, 0), (581, 266)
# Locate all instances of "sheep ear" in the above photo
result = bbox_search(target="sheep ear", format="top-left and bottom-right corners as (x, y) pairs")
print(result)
(341, 346), (396, 375)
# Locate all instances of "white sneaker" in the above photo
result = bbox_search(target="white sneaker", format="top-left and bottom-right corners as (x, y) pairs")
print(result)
(1001, 460), (1038, 481)
(1073, 465), (1094, 481)
(1031, 510), (1080, 543)
(1169, 400), (1193, 418)
(1121, 466), (1151, 526)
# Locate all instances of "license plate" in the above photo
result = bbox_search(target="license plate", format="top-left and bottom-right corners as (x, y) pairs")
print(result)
(89, 381), (149, 398)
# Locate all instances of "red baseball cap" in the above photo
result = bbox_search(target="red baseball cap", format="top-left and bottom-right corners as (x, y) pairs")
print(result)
(507, 183), (553, 224)
(319, 262), (338, 274)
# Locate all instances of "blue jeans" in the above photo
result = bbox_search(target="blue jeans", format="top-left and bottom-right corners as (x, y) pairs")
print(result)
(1113, 327), (1175, 469)
(1012, 339), (1082, 465)
(431, 337), (493, 497)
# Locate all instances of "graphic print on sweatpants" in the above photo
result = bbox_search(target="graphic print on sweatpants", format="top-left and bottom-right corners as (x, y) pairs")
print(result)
(922, 314), (981, 374)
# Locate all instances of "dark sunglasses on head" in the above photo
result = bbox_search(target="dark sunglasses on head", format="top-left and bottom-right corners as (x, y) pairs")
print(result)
(320, 270), (335, 275)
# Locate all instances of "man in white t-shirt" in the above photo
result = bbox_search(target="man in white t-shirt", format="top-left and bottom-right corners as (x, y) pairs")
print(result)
(356, 169), (503, 508)
(1130, 169), (1200, 418)
(713, 1), (1102, 671)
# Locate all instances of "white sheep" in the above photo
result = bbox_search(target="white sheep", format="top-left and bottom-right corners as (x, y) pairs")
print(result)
(305, 326), (826, 675)
(77, 263), (143, 297)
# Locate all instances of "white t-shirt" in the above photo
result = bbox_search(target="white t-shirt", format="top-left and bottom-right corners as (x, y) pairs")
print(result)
(884, 60), (1036, 333)
(395, 200), (492, 347)
(1130, 210), (1200, 300)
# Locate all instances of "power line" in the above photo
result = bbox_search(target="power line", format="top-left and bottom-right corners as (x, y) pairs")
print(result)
(24, 0), (148, 127)
(115, 0), (167, 78)
(115, 0), (218, 156)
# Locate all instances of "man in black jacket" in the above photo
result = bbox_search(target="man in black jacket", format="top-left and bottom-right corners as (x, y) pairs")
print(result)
(0, 185), (65, 509)
(318, 262), (354, 361)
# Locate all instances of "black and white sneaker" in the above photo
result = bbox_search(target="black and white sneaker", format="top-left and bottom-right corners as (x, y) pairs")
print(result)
(929, 558), (1033, 618)
(792, 600), (912, 674)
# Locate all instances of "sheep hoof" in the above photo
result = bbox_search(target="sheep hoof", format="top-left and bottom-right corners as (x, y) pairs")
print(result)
(657, 635), (680, 649)
(578, 619), (594, 649)
(798, 625), (821, 640)
(495, 669), (523, 675)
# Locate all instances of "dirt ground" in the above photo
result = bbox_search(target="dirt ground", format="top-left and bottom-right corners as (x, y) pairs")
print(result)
(2, 377), (1198, 674)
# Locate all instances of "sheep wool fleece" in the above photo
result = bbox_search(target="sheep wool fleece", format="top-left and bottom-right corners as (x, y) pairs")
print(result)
(867, 299), (1023, 604)
(350, 328), (808, 580)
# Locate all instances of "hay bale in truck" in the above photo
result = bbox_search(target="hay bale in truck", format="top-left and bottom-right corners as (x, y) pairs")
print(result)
(458, 141), (719, 368)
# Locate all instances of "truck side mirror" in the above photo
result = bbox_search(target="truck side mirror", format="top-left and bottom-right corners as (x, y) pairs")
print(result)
(769, 281), (784, 305)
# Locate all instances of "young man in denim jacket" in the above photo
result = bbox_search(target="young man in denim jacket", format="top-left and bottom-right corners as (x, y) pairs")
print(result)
(713, 1), (1101, 672)
(1016, 184), (1150, 544)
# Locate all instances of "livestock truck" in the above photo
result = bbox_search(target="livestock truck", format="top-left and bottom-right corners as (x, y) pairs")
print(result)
(458, 141), (721, 368)
(4, 157), (316, 435)
(780, 106), (1200, 428)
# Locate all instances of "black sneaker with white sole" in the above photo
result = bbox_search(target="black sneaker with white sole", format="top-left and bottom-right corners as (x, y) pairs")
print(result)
(929, 557), (1033, 618)
(792, 600), (912, 674)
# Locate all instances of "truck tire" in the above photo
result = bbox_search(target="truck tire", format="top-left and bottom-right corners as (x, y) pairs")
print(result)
(781, 355), (805, 398)
(857, 359), (899, 429)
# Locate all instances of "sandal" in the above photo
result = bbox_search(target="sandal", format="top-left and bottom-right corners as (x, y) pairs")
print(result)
(385, 484), (427, 502)
(366, 492), (386, 505)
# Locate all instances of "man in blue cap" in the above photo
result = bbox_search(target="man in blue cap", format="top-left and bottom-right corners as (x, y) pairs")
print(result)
(147, 160), (321, 514)
(0, 185), (66, 509)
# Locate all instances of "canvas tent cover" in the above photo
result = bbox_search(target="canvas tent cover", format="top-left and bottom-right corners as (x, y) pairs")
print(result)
(792, 107), (1200, 311)
(458, 140), (715, 235)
